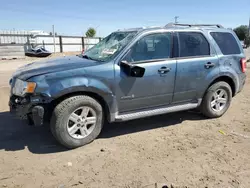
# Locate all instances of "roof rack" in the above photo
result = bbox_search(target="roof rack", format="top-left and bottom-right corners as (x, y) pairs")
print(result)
(165, 23), (224, 28)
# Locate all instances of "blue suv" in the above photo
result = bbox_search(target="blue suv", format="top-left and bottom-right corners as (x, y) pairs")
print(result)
(9, 23), (247, 148)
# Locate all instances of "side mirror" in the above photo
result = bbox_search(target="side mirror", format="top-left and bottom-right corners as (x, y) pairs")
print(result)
(120, 61), (145, 77)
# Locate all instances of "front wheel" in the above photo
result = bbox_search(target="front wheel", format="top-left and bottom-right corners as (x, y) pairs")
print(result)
(200, 81), (232, 118)
(50, 95), (103, 149)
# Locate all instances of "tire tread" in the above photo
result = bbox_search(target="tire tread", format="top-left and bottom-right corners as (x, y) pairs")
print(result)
(200, 81), (232, 118)
(50, 95), (103, 148)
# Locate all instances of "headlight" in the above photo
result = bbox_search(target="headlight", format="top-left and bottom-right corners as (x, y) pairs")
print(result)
(12, 79), (36, 96)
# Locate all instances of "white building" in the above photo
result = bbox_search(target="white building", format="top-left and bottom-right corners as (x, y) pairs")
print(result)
(29, 30), (50, 36)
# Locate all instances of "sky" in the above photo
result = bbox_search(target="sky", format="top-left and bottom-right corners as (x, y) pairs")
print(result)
(0, 0), (249, 37)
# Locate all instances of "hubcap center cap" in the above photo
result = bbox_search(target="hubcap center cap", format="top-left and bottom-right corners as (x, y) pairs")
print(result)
(79, 118), (87, 125)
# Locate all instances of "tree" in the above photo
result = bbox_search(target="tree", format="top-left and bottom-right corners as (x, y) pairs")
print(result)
(85, 27), (96, 38)
(233, 25), (248, 41)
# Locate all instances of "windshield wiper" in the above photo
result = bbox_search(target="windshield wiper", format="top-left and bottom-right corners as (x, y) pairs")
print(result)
(81, 55), (104, 62)
(81, 55), (92, 60)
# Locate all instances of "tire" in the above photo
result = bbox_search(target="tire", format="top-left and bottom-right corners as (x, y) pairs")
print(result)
(50, 95), (103, 149)
(200, 81), (232, 118)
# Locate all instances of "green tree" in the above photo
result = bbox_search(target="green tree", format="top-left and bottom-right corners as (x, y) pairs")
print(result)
(85, 27), (96, 37)
(233, 25), (248, 41)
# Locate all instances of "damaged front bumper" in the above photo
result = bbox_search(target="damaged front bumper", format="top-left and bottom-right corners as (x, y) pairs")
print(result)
(9, 95), (45, 126)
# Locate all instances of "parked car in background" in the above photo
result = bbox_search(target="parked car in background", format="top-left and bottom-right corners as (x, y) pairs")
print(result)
(240, 41), (245, 48)
(9, 23), (247, 148)
(240, 41), (249, 49)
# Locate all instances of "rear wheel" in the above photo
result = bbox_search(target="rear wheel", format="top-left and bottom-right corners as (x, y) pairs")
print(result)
(50, 95), (103, 149)
(200, 81), (232, 118)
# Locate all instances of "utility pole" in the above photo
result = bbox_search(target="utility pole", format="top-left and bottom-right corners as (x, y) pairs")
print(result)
(95, 25), (100, 37)
(248, 17), (250, 36)
(52, 25), (56, 54)
(174, 16), (179, 24)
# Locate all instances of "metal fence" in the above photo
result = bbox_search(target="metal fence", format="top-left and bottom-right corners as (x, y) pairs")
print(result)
(0, 30), (30, 44)
(0, 30), (101, 58)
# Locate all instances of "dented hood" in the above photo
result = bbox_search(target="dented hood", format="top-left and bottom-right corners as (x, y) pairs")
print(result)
(13, 56), (99, 80)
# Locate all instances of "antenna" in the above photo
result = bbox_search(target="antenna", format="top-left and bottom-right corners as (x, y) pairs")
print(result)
(174, 16), (179, 24)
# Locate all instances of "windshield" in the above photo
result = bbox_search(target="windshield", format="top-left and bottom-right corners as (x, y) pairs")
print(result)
(83, 31), (137, 62)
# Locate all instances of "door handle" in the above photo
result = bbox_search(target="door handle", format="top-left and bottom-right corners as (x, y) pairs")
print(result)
(204, 62), (215, 69)
(158, 67), (171, 74)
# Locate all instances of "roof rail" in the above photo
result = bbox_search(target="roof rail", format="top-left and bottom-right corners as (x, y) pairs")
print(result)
(165, 23), (224, 28)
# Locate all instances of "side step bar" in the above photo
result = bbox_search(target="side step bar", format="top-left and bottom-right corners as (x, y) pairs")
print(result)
(115, 102), (199, 122)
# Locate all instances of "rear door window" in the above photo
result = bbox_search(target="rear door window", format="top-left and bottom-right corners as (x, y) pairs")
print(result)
(210, 32), (241, 55)
(178, 32), (210, 57)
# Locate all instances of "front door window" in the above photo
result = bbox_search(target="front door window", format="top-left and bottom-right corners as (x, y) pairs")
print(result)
(123, 33), (172, 63)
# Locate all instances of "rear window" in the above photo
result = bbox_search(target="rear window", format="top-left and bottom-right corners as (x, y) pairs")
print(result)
(210, 32), (241, 55)
(178, 32), (210, 57)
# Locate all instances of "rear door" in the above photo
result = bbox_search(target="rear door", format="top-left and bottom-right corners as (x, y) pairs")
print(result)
(172, 31), (220, 104)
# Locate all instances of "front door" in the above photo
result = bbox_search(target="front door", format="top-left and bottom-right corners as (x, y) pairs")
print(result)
(115, 32), (177, 113)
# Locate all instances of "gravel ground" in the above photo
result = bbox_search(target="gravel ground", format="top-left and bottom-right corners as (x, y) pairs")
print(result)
(0, 52), (250, 188)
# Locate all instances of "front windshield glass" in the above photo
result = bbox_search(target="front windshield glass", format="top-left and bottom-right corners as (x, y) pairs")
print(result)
(83, 31), (137, 62)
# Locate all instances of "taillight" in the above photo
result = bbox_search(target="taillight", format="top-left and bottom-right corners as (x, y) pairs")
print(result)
(240, 58), (247, 73)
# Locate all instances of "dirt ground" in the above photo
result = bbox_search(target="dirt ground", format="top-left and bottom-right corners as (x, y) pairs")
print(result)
(0, 52), (250, 188)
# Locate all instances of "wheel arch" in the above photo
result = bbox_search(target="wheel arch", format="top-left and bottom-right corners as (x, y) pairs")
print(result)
(206, 75), (236, 97)
(47, 91), (113, 123)
(39, 76), (118, 123)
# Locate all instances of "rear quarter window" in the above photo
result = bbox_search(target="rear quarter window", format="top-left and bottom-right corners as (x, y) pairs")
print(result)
(210, 32), (241, 55)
